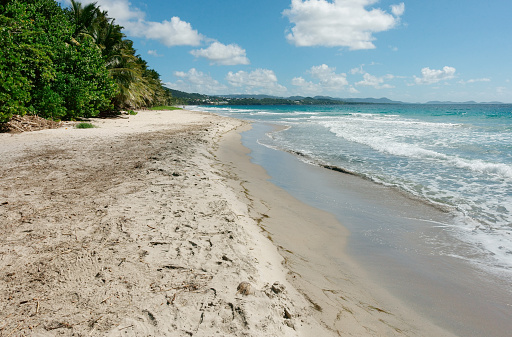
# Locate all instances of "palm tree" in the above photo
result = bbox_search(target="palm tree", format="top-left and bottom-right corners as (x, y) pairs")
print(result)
(109, 43), (151, 109)
(65, 0), (166, 110)
(67, 0), (100, 39)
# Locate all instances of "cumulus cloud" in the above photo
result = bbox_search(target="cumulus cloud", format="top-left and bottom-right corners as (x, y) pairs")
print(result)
(191, 42), (250, 65)
(134, 17), (203, 46)
(59, 0), (143, 22)
(414, 66), (456, 85)
(96, 0), (144, 23)
(291, 77), (323, 95)
(166, 68), (227, 95)
(292, 64), (350, 95)
(356, 73), (395, 89)
(60, 0), (203, 46)
(309, 64), (349, 89)
(391, 3), (405, 16)
(348, 86), (360, 94)
(283, 0), (405, 50)
(226, 69), (287, 94)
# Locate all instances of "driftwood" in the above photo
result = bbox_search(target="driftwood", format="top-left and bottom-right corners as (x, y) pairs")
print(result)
(3, 115), (63, 133)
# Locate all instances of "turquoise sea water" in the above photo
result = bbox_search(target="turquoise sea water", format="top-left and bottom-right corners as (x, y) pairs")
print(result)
(193, 104), (512, 276)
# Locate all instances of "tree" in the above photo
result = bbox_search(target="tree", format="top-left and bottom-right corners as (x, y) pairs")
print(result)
(67, 0), (100, 39)
(64, 1), (167, 110)
(0, 0), (116, 122)
(48, 34), (116, 119)
(1, 0), (168, 123)
(0, 2), (54, 121)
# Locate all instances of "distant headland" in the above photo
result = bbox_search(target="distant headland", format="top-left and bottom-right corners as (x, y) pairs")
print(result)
(164, 88), (507, 106)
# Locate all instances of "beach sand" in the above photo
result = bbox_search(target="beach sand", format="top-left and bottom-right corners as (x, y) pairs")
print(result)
(0, 110), (454, 336)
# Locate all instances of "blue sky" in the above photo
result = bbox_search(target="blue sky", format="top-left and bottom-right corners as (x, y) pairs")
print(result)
(59, 0), (512, 103)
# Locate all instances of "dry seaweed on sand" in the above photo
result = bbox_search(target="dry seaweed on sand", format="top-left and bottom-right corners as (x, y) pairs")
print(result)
(2, 115), (63, 133)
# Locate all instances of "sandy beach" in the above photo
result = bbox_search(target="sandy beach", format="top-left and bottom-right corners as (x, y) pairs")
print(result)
(0, 110), (455, 336)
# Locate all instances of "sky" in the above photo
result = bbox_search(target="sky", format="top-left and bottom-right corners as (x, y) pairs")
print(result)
(58, 0), (512, 103)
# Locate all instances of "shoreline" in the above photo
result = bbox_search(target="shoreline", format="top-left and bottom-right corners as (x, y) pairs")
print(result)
(236, 121), (512, 337)
(218, 121), (457, 336)
(0, 109), (453, 336)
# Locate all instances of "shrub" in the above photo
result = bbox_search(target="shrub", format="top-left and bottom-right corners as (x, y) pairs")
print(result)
(149, 106), (182, 111)
(75, 122), (96, 129)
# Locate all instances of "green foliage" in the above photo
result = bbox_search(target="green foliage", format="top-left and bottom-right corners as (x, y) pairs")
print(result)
(149, 106), (183, 111)
(66, 0), (100, 39)
(127, 110), (137, 115)
(227, 98), (295, 105)
(75, 122), (96, 128)
(0, 0), (171, 123)
(0, 0), (116, 122)
(52, 35), (116, 119)
(65, 1), (167, 111)
(0, 3), (54, 121)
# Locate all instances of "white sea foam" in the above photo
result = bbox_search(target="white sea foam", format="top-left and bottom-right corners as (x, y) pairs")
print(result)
(451, 157), (512, 179)
(236, 104), (512, 278)
(312, 114), (462, 128)
(250, 111), (320, 116)
(308, 112), (512, 274)
(450, 213), (512, 273)
(318, 118), (512, 180)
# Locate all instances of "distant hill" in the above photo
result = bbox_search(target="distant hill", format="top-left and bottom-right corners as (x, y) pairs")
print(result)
(164, 88), (210, 100)
(165, 88), (508, 106)
(341, 97), (404, 104)
(311, 96), (404, 104)
(218, 94), (404, 104)
(221, 94), (281, 99)
(163, 89), (370, 105)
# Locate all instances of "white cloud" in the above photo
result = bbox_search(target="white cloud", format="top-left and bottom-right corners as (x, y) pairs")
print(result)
(309, 64), (349, 89)
(60, 0), (144, 24)
(391, 3), (405, 16)
(226, 69), (287, 94)
(148, 50), (162, 57)
(283, 0), (405, 50)
(191, 42), (250, 65)
(292, 64), (350, 95)
(98, 0), (144, 23)
(291, 77), (323, 95)
(351, 65), (365, 75)
(414, 66), (456, 85)
(130, 16), (203, 47)
(350, 62), (379, 75)
(348, 86), (360, 94)
(60, 0), (203, 46)
(459, 78), (491, 84)
(356, 73), (395, 89)
(166, 68), (227, 95)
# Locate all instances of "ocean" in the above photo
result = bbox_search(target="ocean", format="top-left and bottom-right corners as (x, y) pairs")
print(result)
(195, 104), (512, 273)
(191, 103), (512, 335)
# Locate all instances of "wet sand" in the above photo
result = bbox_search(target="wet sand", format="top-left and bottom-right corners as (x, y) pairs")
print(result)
(236, 122), (512, 337)
(218, 123), (457, 336)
